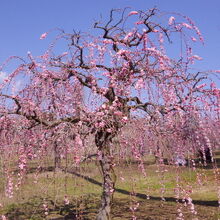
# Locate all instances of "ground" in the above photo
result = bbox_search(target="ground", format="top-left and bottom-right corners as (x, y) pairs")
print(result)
(0, 153), (220, 219)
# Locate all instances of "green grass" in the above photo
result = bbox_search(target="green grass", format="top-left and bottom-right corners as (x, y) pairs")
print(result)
(0, 153), (220, 219)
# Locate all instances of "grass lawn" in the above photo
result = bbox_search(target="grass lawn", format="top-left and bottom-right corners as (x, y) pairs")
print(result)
(0, 153), (220, 219)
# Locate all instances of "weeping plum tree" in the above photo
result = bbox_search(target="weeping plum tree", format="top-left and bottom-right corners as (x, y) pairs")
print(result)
(0, 8), (219, 219)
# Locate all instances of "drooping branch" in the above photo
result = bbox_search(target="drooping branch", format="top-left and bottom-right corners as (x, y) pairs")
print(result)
(0, 93), (82, 128)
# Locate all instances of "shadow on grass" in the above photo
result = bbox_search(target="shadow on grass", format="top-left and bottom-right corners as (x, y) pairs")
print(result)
(3, 197), (95, 220)
(64, 168), (219, 208)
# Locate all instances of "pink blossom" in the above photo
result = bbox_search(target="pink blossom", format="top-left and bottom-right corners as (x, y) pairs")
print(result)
(210, 82), (216, 88)
(191, 37), (197, 42)
(122, 116), (128, 122)
(120, 176), (125, 181)
(135, 78), (144, 90)
(196, 83), (206, 89)
(168, 16), (175, 25)
(96, 111), (104, 116)
(64, 196), (70, 205)
(100, 87), (108, 95)
(109, 188), (114, 193)
(213, 88), (220, 96)
(106, 128), (112, 133)
(182, 23), (192, 29)
(117, 49), (130, 55)
(103, 39), (112, 44)
(128, 11), (138, 16)
(109, 106), (115, 111)
(19, 163), (25, 170)
(6, 177), (13, 198)
(1, 215), (7, 220)
(40, 32), (48, 40)
(77, 121), (83, 126)
(135, 20), (144, 25)
(99, 121), (105, 128)
(3, 78), (9, 83)
(152, 29), (159, 32)
(114, 111), (123, 116)
(102, 103), (107, 109)
(124, 32), (133, 41)
(75, 135), (83, 146)
(73, 155), (81, 163)
(192, 55), (202, 60)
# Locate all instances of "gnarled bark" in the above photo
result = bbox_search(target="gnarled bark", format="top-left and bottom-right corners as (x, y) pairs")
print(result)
(95, 131), (116, 220)
(54, 141), (61, 171)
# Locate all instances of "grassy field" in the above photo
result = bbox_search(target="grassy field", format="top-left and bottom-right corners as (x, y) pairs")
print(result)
(0, 154), (220, 219)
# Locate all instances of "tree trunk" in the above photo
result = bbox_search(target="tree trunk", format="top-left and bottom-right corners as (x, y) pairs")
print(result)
(96, 148), (115, 220)
(95, 132), (116, 220)
(54, 141), (61, 171)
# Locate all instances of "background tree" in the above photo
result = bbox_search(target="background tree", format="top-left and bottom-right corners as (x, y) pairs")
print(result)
(0, 8), (219, 219)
